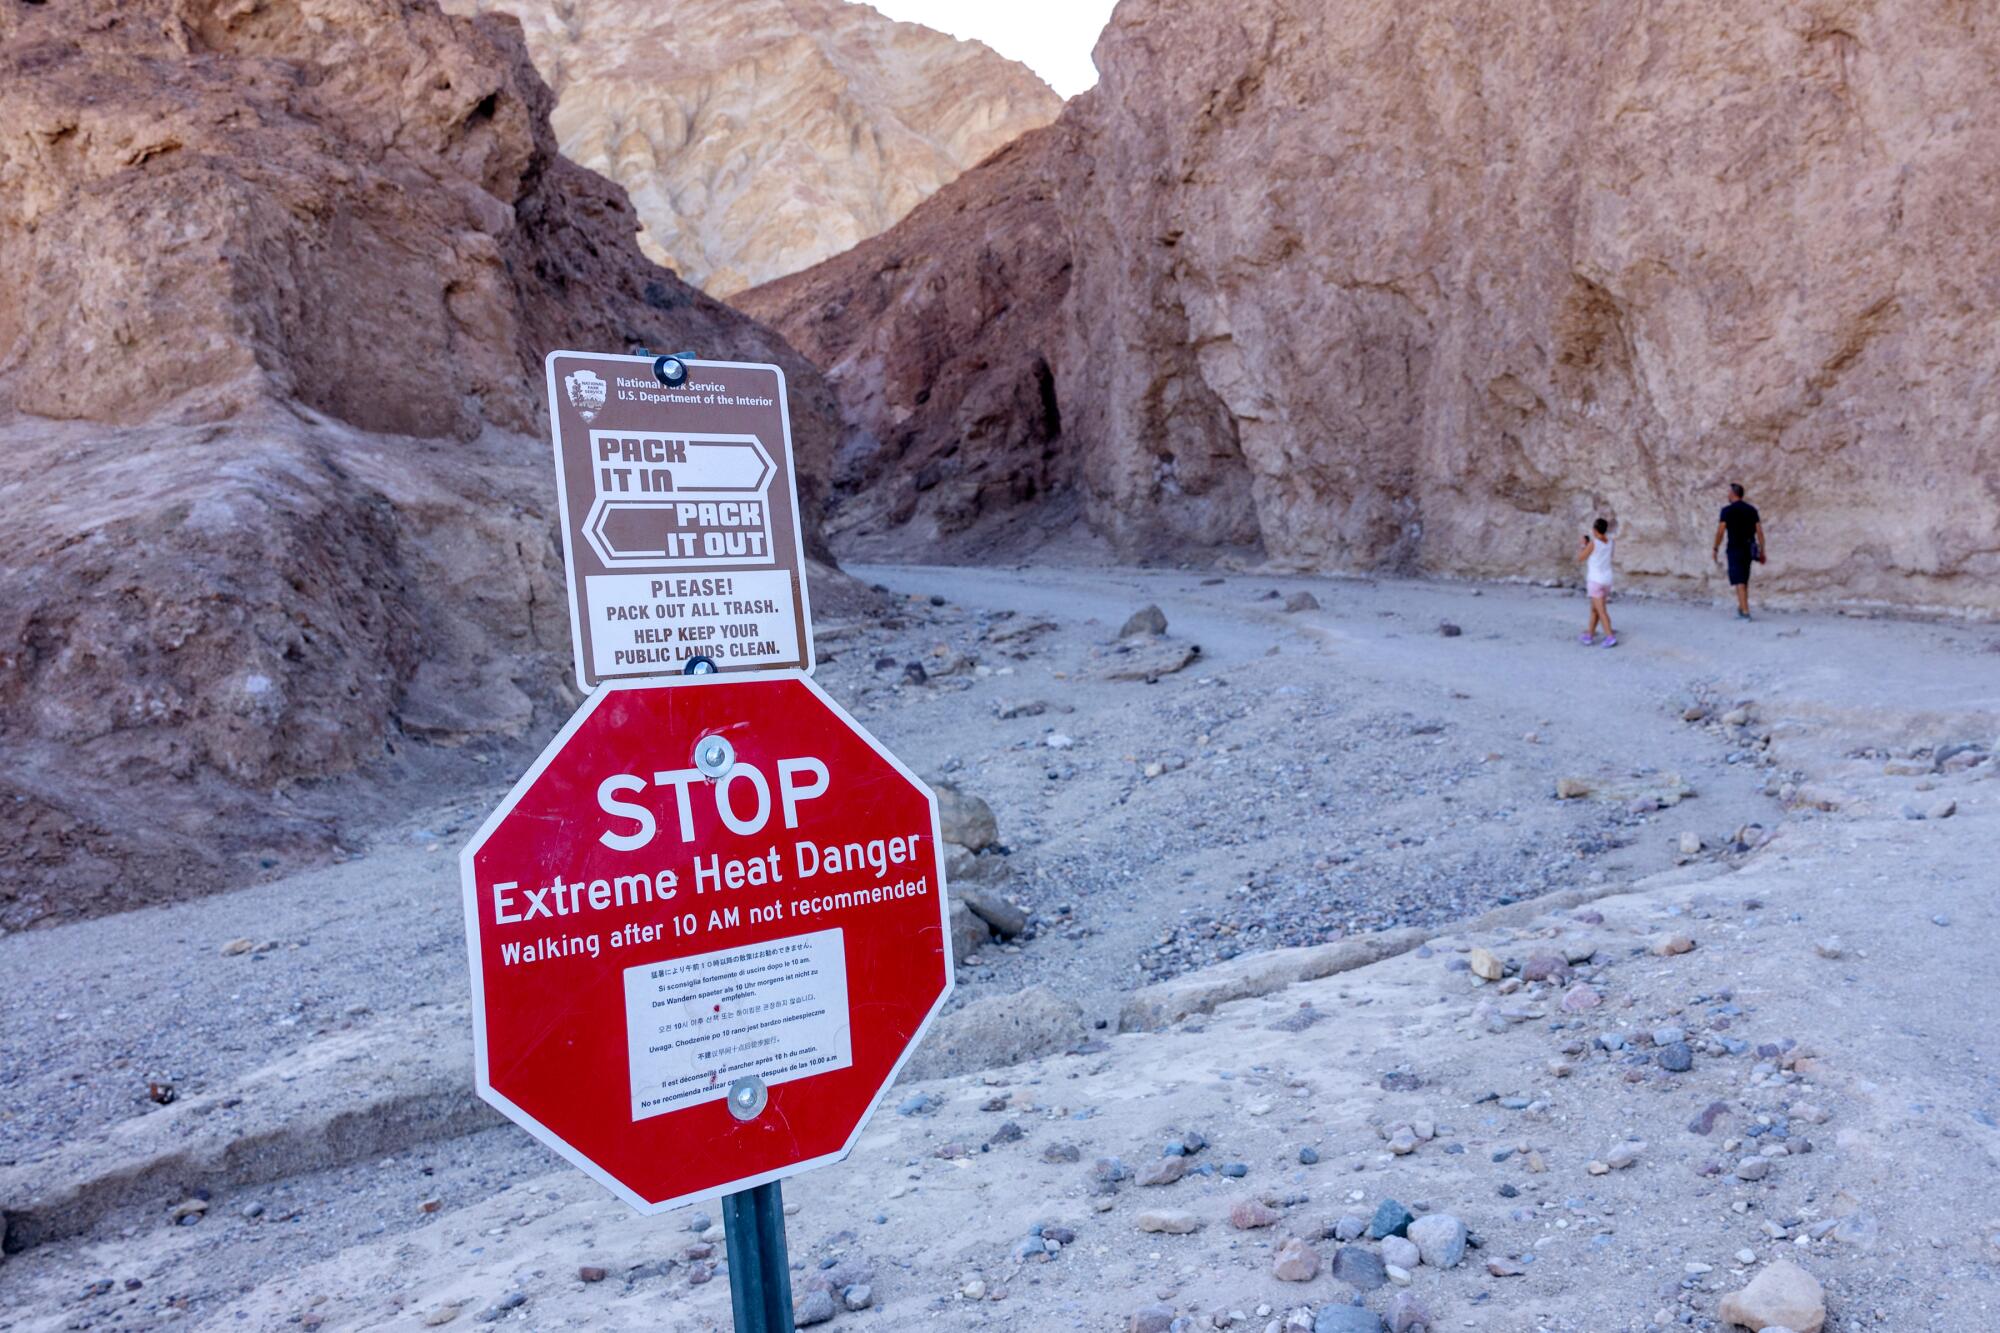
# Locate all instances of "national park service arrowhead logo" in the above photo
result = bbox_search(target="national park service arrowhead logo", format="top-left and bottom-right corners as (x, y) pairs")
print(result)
(564, 369), (607, 422)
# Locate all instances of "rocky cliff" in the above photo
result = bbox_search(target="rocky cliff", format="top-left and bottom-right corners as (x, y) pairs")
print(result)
(737, 125), (1079, 556)
(748, 0), (2000, 613)
(0, 0), (842, 927)
(442, 0), (1062, 297)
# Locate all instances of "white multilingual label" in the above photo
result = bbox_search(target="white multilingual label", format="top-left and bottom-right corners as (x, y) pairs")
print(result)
(622, 928), (852, 1120)
(585, 569), (800, 676)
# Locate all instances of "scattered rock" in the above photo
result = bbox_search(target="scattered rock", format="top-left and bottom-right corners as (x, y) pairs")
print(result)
(1555, 777), (1593, 799)
(1229, 1199), (1281, 1229)
(1658, 1041), (1695, 1073)
(1272, 1237), (1321, 1282)
(1368, 1199), (1415, 1239)
(934, 784), (1000, 852)
(1315, 1308), (1386, 1333)
(841, 1284), (873, 1311)
(1385, 1290), (1431, 1333)
(220, 938), (255, 957)
(1679, 831), (1704, 855)
(1283, 591), (1320, 613)
(948, 896), (993, 961)
(1521, 953), (1568, 982)
(1605, 1141), (1644, 1170)
(1438, 621), (1462, 637)
(1407, 1214), (1467, 1269)
(1332, 1244), (1387, 1290)
(793, 1288), (838, 1326)
(1136, 1209), (1201, 1234)
(1468, 947), (1505, 980)
(1651, 933), (1697, 956)
(1735, 1157), (1772, 1182)
(1813, 937), (1844, 960)
(1120, 605), (1169, 638)
(577, 1266), (606, 1283)
(956, 886), (1028, 939)
(1716, 1259), (1826, 1332)
(1100, 637), (1202, 682)
(1560, 983), (1603, 1012)
(1138, 1155), (1188, 1187)
(1130, 1303), (1177, 1333)
(1380, 1236), (1420, 1271)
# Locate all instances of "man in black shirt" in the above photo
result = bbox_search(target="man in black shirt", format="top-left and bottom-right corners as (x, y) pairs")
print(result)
(1711, 483), (1765, 620)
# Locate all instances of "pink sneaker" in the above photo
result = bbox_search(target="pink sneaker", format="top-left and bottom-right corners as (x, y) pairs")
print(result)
(1601, 634), (1619, 648)
(1578, 632), (1597, 645)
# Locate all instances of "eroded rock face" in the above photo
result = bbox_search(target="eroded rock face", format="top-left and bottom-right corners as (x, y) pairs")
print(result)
(0, 0), (840, 926)
(754, 0), (2000, 611)
(443, 0), (1061, 296)
(736, 125), (1078, 555)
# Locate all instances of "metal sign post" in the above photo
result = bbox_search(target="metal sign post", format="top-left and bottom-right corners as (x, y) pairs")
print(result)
(722, 1181), (796, 1333)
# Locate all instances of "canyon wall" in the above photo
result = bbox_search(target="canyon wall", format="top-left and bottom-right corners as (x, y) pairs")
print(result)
(443, 0), (1062, 296)
(737, 125), (1080, 556)
(0, 0), (841, 926)
(750, 0), (2000, 611)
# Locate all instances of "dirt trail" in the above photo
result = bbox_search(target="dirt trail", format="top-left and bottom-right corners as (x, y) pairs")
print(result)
(2, 567), (1995, 1331)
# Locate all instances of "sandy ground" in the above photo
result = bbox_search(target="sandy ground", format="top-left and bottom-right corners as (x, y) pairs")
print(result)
(2, 567), (1996, 1332)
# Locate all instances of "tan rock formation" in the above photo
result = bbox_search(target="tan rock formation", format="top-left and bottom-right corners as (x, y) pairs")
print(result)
(0, 0), (841, 927)
(442, 0), (1062, 296)
(750, 0), (2000, 613)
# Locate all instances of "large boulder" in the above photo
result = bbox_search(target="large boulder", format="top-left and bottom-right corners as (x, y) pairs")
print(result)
(1717, 1259), (1826, 1333)
(902, 985), (1089, 1081)
(933, 783), (1001, 853)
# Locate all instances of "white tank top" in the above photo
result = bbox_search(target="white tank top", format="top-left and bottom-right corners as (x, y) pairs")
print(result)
(1587, 535), (1614, 585)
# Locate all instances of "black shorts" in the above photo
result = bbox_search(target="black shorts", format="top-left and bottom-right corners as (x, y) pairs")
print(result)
(1727, 549), (1754, 586)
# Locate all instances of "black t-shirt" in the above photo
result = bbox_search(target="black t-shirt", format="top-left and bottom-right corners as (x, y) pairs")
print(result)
(1720, 501), (1761, 554)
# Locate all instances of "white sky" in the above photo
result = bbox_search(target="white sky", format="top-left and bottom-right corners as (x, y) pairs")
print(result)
(866, 0), (1121, 98)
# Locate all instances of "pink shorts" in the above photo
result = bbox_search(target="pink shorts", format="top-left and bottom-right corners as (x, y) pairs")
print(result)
(1587, 582), (1612, 600)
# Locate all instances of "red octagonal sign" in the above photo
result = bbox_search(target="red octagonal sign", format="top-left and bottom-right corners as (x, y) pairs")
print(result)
(460, 671), (952, 1212)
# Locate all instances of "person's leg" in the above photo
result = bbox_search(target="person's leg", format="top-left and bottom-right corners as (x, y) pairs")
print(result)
(1598, 595), (1614, 639)
(1728, 552), (1752, 617)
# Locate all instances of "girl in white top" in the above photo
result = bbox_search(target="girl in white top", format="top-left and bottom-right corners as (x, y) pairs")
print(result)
(1577, 517), (1617, 647)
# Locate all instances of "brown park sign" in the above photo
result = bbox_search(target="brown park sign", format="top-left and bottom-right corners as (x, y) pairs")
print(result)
(544, 352), (814, 689)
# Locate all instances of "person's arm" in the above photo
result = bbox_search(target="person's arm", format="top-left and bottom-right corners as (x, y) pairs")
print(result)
(1754, 521), (1767, 562)
(1712, 520), (1726, 563)
(1578, 535), (1595, 564)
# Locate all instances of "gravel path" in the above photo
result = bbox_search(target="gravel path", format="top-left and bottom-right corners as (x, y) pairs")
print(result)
(5, 568), (1987, 1158)
(3, 565), (1995, 1333)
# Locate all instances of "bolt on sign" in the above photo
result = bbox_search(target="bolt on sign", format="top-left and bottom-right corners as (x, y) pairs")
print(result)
(459, 672), (953, 1213)
(545, 352), (814, 689)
